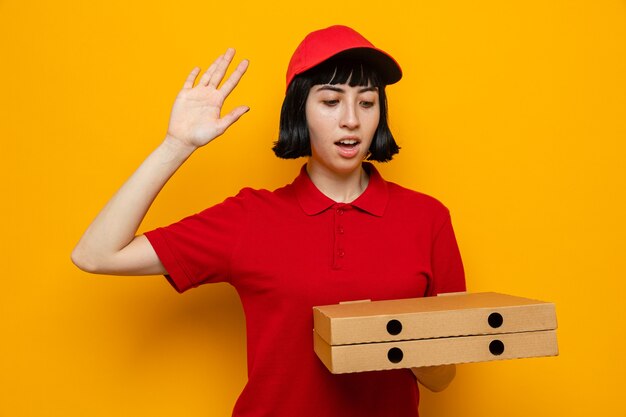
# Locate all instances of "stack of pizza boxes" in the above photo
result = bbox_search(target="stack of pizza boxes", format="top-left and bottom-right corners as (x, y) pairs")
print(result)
(313, 292), (558, 374)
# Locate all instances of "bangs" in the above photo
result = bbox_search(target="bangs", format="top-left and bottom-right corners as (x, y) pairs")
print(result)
(305, 58), (382, 87)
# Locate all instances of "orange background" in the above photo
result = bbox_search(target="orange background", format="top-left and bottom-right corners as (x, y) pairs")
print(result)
(1, 1), (625, 416)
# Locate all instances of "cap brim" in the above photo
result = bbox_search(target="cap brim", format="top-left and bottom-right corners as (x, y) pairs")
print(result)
(330, 47), (403, 85)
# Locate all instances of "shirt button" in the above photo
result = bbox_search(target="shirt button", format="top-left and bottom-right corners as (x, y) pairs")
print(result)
(338, 226), (344, 234)
(337, 209), (344, 215)
(338, 250), (345, 257)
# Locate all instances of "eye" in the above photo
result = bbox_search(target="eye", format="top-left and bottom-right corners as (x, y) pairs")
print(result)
(322, 99), (339, 106)
(360, 100), (375, 108)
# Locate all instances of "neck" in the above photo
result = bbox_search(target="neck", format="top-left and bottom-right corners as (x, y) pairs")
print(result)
(306, 161), (369, 203)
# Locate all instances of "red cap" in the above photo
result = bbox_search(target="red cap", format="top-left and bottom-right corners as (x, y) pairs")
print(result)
(285, 25), (402, 90)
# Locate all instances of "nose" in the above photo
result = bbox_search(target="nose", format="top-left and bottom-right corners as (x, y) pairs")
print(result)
(340, 103), (360, 130)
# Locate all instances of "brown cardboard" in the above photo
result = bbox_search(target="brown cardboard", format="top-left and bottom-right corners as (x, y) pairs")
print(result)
(312, 292), (558, 374)
(314, 329), (559, 374)
(314, 292), (557, 346)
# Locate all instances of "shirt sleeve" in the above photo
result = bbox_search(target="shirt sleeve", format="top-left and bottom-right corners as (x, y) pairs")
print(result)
(427, 210), (467, 296)
(144, 190), (249, 293)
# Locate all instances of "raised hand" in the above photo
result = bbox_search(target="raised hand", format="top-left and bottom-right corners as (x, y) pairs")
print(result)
(72, 49), (250, 276)
(166, 48), (249, 150)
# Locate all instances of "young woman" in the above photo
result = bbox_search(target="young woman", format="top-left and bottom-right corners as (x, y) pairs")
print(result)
(72, 25), (465, 417)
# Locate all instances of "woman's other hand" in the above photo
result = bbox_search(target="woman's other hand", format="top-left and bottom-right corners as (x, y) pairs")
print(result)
(411, 364), (457, 392)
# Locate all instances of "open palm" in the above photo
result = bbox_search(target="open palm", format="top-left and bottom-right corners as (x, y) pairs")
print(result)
(167, 48), (249, 149)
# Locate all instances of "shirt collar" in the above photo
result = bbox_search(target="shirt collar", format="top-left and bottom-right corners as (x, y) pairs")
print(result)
(293, 162), (389, 217)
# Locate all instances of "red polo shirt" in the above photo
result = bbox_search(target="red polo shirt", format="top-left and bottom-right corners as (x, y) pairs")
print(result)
(145, 163), (465, 417)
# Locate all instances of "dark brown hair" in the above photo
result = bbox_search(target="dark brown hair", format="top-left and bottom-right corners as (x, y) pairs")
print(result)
(273, 57), (399, 162)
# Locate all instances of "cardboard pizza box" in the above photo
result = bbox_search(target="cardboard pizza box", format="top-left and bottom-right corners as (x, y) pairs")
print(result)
(314, 328), (558, 373)
(312, 292), (558, 374)
(314, 292), (557, 345)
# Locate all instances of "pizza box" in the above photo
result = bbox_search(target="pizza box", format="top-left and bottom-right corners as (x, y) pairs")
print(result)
(312, 292), (558, 374)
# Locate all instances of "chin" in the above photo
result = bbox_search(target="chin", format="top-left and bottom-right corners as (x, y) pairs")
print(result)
(330, 158), (366, 175)
(309, 151), (368, 176)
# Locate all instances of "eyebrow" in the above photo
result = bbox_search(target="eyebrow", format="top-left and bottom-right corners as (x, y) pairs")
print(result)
(315, 85), (378, 93)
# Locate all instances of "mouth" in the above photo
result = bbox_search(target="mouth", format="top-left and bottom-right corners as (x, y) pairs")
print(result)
(334, 137), (362, 158)
(334, 138), (361, 149)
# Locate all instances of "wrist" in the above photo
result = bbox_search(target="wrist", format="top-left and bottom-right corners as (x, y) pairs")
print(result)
(162, 134), (198, 160)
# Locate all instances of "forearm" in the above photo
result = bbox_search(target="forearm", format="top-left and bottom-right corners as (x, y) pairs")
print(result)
(412, 364), (456, 392)
(71, 136), (195, 272)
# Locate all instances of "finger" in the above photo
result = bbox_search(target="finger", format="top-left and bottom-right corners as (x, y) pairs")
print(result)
(207, 48), (236, 89)
(183, 67), (201, 89)
(199, 54), (223, 86)
(218, 59), (249, 97)
(218, 105), (250, 132)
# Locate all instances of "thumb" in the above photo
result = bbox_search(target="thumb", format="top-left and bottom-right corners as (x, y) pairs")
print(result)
(219, 106), (250, 132)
